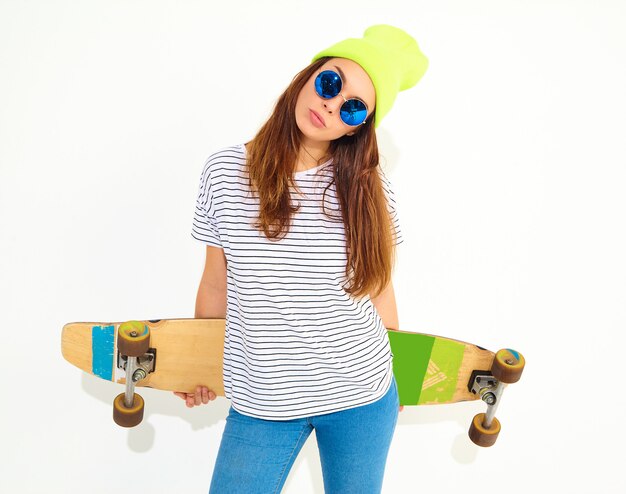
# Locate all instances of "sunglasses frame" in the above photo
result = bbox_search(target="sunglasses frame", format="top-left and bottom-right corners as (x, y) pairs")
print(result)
(314, 69), (369, 127)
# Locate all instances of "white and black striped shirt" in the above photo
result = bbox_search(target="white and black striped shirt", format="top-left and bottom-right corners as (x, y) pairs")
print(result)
(191, 143), (403, 420)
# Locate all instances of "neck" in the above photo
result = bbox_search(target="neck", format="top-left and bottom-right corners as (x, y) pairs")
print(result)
(296, 139), (330, 172)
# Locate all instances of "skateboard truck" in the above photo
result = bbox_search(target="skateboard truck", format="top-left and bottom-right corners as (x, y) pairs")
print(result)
(117, 349), (156, 382)
(469, 372), (505, 430)
(466, 349), (525, 447)
(112, 321), (152, 428)
(468, 372), (498, 403)
(117, 349), (156, 419)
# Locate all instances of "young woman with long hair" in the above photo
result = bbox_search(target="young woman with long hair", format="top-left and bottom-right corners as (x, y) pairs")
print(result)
(179, 24), (428, 494)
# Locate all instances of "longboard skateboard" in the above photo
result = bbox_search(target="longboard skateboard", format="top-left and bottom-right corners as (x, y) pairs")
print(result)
(61, 318), (524, 446)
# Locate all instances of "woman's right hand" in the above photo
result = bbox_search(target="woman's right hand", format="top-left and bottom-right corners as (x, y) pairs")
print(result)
(173, 386), (216, 408)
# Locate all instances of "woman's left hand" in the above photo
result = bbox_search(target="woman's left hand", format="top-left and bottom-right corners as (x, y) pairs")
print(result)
(399, 405), (404, 412)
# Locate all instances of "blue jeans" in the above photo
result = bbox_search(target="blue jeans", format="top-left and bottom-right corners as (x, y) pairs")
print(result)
(209, 376), (399, 494)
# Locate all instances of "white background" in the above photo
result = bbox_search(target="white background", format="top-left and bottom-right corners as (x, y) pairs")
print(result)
(1, 1), (624, 492)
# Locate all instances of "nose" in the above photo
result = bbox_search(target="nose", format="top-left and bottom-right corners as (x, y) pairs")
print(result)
(323, 95), (344, 115)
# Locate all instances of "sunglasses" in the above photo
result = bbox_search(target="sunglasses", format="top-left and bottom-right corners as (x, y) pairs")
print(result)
(314, 70), (369, 127)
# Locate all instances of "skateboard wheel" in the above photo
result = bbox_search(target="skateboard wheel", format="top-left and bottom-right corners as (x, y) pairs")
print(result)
(491, 348), (525, 384)
(468, 413), (500, 447)
(113, 392), (145, 427)
(117, 321), (150, 357)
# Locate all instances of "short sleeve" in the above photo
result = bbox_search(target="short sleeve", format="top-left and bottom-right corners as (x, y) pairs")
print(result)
(191, 158), (222, 248)
(379, 168), (404, 246)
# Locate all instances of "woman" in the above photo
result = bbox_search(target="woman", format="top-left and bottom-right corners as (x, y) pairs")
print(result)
(178, 24), (428, 494)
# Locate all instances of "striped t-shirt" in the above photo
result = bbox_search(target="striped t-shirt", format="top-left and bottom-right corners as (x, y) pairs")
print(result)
(191, 143), (403, 420)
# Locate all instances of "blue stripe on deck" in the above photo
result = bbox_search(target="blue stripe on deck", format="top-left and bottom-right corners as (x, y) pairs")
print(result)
(92, 325), (115, 380)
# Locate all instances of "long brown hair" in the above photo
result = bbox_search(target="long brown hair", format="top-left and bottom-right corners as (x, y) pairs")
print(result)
(246, 57), (398, 300)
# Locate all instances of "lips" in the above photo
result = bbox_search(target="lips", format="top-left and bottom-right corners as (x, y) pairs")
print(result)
(310, 109), (325, 127)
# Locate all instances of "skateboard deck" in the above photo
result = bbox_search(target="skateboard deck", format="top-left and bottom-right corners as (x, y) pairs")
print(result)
(62, 319), (227, 396)
(62, 318), (524, 445)
(62, 318), (492, 405)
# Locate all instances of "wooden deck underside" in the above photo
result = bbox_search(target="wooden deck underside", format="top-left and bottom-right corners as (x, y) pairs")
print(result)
(62, 319), (495, 404)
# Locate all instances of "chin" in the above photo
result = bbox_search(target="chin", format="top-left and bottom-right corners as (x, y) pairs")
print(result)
(295, 118), (320, 140)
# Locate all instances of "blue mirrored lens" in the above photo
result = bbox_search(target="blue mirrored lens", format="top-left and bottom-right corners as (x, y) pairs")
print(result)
(315, 70), (342, 99)
(340, 99), (368, 126)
